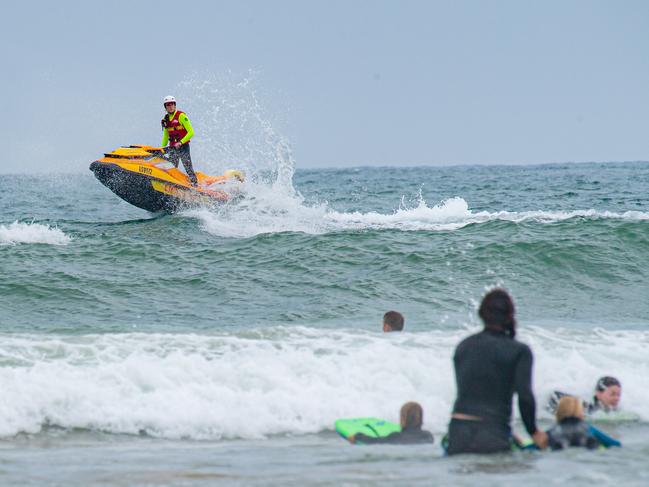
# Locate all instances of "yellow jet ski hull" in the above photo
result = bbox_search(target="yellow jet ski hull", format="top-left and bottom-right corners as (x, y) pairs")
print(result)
(90, 145), (243, 213)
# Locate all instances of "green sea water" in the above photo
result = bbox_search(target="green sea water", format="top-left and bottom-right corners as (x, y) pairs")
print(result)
(1, 161), (648, 486)
(2, 163), (649, 332)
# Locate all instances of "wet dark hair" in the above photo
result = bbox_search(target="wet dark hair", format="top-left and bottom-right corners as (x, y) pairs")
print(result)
(383, 311), (404, 331)
(596, 376), (621, 392)
(478, 288), (516, 338)
(400, 402), (423, 430)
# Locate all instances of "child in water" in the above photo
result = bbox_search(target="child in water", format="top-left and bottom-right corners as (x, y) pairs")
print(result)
(546, 396), (600, 450)
(547, 376), (622, 415)
(348, 402), (434, 445)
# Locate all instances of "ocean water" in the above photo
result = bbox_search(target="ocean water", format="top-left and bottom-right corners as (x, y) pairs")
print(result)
(1, 160), (649, 486)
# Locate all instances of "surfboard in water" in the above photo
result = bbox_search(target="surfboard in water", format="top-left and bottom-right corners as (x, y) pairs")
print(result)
(334, 417), (401, 441)
(589, 424), (622, 448)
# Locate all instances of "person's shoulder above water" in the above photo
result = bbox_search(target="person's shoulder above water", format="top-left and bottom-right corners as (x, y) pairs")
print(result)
(382, 310), (404, 332)
(348, 402), (434, 445)
(547, 418), (599, 450)
(546, 396), (600, 450)
(354, 429), (434, 445)
(455, 325), (531, 359)
(397, 428), (434, 444)
(547, 390), (576, 413)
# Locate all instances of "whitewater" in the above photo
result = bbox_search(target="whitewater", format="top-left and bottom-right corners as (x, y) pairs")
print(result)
(0, 327), (648, 441)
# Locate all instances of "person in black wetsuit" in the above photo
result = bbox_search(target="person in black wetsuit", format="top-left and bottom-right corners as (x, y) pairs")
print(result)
(546, 395), (600, 450)
(447, 289), (548, 455)
(349, 402), (434, 445)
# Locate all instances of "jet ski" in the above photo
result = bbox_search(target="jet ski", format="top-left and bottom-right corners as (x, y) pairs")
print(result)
(89, 145), (244, 213)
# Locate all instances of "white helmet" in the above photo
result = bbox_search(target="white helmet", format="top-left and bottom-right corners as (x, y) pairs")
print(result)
(163, 95), (176, 105)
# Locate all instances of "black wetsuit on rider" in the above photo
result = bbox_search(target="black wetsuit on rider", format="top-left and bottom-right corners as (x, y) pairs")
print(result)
(447, 328), (539, 455)
(546, 417), (600, 450)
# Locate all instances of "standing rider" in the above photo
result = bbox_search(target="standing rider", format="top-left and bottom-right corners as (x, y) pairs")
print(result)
(161, 96), (198, 186)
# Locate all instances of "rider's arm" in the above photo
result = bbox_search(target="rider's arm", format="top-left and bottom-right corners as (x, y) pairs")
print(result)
(179, 113), (194, 144)
(514, 345), (538, 437)
(162, 127), (169, 147)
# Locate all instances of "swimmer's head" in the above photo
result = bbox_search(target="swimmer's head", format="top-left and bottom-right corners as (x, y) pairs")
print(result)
(479, 288), (516, 338)
(555, 396), (585, 422)
(383, 311), (404, 332)
(400, 401), (423, 430)
(595, 376), (622, 409)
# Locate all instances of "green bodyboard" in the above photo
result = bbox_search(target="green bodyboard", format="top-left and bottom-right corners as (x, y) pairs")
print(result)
(335, 417), (401, 440)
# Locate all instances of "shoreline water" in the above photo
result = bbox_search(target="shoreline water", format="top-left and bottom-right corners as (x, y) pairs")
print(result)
(0, 423), (645, 487)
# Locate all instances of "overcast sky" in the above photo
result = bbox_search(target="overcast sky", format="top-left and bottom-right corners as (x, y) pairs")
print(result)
(2, 0), (649, 173)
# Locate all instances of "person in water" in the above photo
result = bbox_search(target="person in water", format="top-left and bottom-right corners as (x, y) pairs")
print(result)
(161, 95), (198, 186)
(383, 311), (404, 332)
(447, 289), (547, 454)
(547, 376), (622, 415)
(348, 402), (434, 445)
(546, 396), (600, 450)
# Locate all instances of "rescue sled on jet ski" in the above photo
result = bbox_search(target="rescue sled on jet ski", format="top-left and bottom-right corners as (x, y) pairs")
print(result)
(89, 145), (244, 213)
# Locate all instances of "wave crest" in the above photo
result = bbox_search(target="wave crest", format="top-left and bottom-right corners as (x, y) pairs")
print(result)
(0, 221), (71, 246)
(0, 328), (646, 439)
(186, 189), (649, 238)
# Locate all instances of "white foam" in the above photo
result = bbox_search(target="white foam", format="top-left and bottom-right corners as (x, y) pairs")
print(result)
(183, 180), (329, 238)
(0, 327), (646, 439)
(176, 72), (296, 187)
(185, 185), (649, 238)
(0, 221), (71, 246)
(324, 196), (475, 231)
